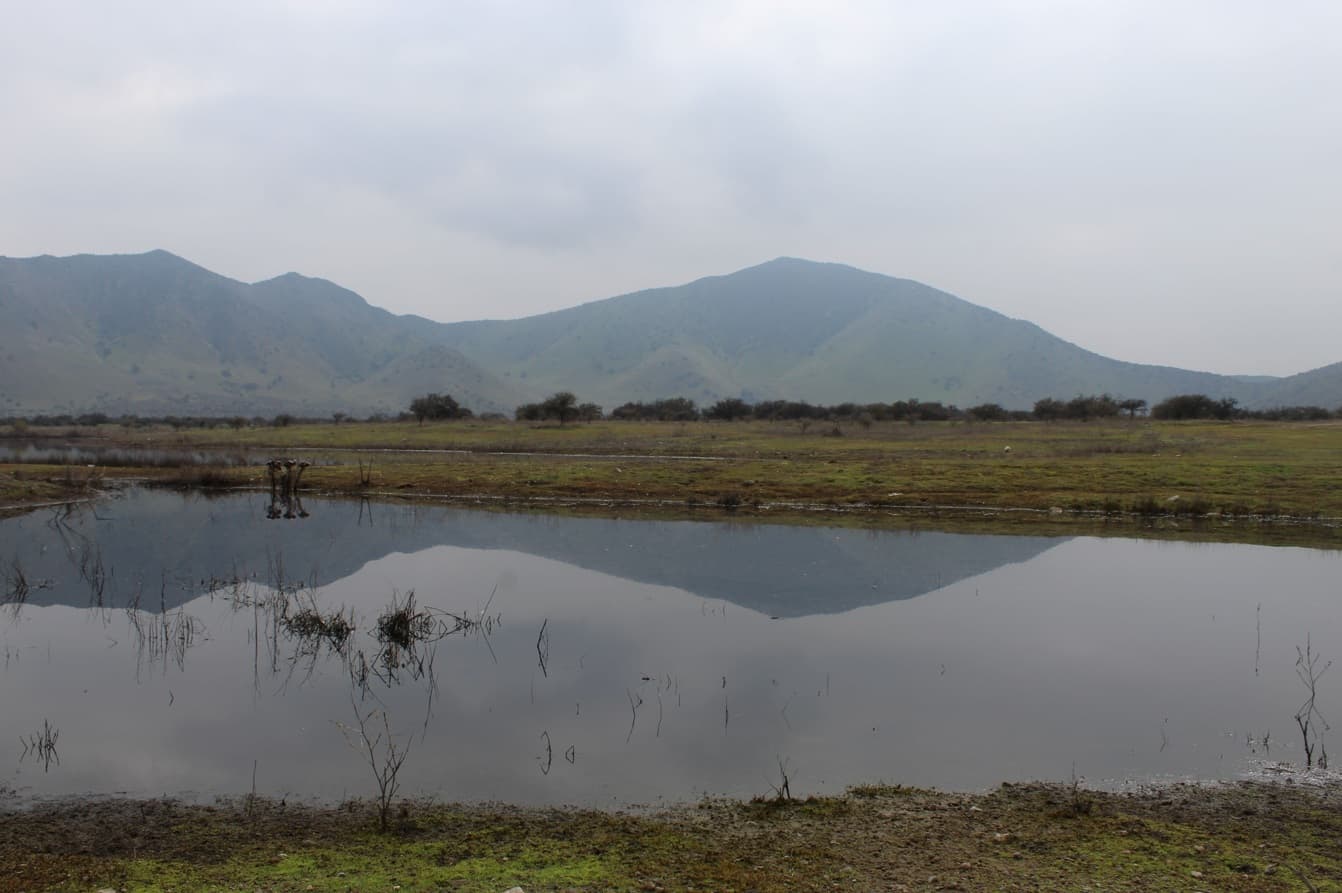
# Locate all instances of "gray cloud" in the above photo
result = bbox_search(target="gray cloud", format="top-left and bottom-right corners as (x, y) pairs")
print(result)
(2, 1), (1340, 375)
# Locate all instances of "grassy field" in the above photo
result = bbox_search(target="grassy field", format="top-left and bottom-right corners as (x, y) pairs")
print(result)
(4, 417), (1342, 543)
(2, 782), (1338, 892)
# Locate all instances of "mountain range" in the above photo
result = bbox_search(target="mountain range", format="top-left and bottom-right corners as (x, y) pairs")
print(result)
(1, 250), (1338, 416)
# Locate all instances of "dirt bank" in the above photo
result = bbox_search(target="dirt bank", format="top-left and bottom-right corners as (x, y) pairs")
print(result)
(2, 780), (1339, 892)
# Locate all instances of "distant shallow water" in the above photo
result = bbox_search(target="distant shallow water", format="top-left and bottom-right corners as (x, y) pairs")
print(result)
(1, 490), (1338, 806)
(0, 441), (256, 468)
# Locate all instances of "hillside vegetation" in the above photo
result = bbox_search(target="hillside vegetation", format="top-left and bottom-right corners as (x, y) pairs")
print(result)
(3, 251), (1339, 415)
(0, 251), (523, 417)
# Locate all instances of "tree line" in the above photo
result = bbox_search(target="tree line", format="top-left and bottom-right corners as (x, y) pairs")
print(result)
(503, 392), (1341, 424)
(6, 392), (1338, 431)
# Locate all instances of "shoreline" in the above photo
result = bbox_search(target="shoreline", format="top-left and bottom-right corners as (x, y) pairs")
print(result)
(5, 475), (1342, 550)
(3, 779), (1339, 891)
(5, 416), (1342, 548)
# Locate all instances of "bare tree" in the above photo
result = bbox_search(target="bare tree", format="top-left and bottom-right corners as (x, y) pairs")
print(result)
(338, 693), (413, 831)
(1295, 635), (1332, 769)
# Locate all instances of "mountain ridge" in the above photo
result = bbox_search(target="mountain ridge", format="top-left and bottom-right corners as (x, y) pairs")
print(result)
(1, 250), (1338, 415)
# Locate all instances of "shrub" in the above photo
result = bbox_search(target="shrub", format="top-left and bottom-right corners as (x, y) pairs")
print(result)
(409, 393), (470, 424)
(1151, 394), (1240, 420)
(705, 398), (751, 421)
(967, 403), (1009, 421)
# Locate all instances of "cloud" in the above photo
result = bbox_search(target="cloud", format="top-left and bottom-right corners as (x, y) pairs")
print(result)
(1, 0), (1340, 374)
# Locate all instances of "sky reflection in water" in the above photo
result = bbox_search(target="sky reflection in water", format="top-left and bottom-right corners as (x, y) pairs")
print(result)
(1, 490), (1338, 805)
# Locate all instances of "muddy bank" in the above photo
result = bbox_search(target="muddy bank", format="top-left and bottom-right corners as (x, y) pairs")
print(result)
(2, 781), (1339, 892)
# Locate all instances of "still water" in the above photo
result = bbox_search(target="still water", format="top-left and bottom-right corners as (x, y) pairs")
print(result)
(1, 490), (1338, 805)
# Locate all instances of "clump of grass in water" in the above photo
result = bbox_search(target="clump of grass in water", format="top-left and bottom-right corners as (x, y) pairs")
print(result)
(1129, 495), (1162, 516)
(716, 492), (743, 510)
(142, 465), (237, 490)
(283, 606), (356, 652)
(375, 590), (437, 649)
(4, 558), (31, 606)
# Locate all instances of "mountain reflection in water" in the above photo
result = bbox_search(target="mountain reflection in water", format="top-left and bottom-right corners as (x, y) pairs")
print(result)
(2, 489), (1338, 806)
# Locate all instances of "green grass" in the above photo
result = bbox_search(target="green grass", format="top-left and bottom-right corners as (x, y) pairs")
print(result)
(0, 465), (103, 510)
(5, 784), (1340, 892)
(5, 418), (1342, 545)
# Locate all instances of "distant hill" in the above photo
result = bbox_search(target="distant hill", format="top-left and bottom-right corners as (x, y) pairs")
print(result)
(1247, 361), (1342, 409)
(0, 251), (524, 416)
(437, 257), (1274, 409)
(0, 251), (1336, 415)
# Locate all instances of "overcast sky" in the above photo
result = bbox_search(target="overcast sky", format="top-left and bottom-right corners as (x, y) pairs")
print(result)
(3, 1), (1339, 376)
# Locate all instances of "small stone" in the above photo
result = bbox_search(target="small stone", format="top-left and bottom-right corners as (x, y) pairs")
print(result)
(1190, 870), (1203, 878)
(502, 888), (526, 893)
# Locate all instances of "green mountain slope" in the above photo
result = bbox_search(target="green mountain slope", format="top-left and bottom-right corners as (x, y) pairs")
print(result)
(0, 251), (523, 416)
(1252, 361), (1342, 410)
(1, 251), (1334, 416)
(437, 258), (1276, 409)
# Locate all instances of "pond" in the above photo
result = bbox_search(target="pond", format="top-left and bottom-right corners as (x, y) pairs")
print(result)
(1, 489), (1338, 806)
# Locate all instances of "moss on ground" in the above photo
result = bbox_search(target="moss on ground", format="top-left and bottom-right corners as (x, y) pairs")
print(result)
(2, 782), (1339, 892)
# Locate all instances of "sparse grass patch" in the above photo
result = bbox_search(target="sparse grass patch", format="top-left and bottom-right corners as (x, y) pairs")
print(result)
(158, 466), (239, 489)
(4, 783), (1340, 892)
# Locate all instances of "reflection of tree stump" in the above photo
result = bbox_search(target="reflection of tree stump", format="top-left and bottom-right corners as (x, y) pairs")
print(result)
(266, 458), (311, 520)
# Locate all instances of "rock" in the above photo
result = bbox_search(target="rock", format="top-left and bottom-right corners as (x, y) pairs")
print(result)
(502, 888), (526, 893)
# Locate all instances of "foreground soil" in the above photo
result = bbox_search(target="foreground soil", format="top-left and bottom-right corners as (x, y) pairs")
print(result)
(2, 782), (1339, 892)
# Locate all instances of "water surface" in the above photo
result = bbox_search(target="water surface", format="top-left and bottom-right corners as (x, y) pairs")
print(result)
(1, 490), (1337, 805)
